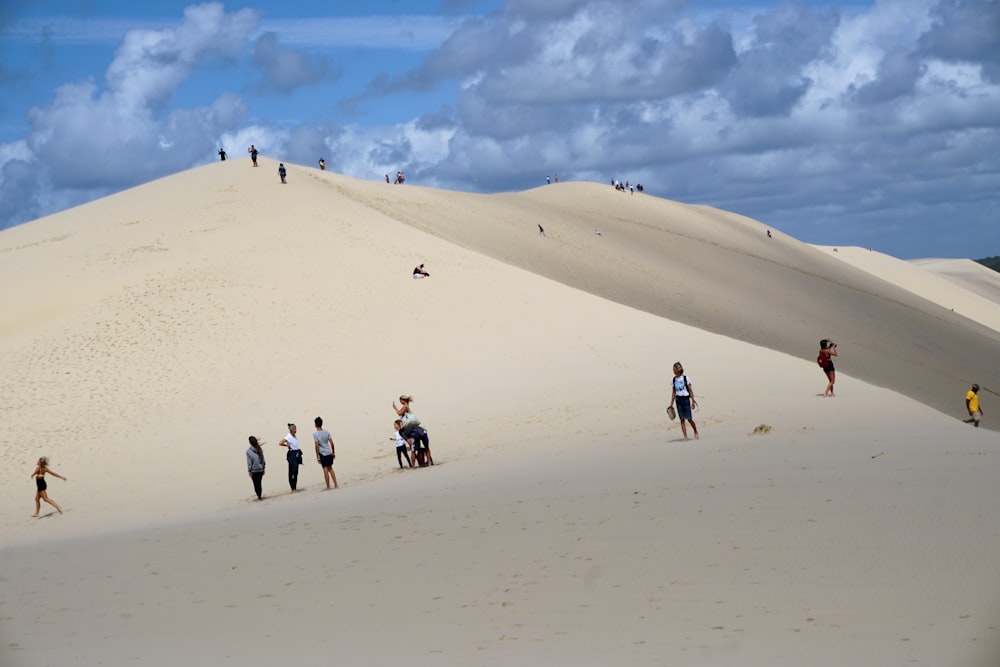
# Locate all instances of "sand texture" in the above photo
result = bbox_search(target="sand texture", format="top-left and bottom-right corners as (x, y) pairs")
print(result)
(1, 159), (998, 666)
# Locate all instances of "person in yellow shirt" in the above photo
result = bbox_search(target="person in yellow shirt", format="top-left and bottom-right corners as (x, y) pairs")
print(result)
(964, 383), (982, 427)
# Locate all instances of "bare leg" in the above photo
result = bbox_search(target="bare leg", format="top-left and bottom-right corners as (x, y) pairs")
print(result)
(680, 421), (689, 440)
(690, 420), (699, 440)
(41, 492), (62, 514)
(33, 493), (41, 517)
(329, 467), (338, 489)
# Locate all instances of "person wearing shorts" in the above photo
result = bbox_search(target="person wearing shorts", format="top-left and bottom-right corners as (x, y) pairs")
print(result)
(668, 361), (699, 441)
(313, 416), (339, 489)
(965, 384), (983, 427)
(31, 456), (66, 517)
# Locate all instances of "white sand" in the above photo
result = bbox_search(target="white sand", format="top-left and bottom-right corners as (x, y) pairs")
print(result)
(1, 159), (998, 666)
(815, 246), (1000, 333)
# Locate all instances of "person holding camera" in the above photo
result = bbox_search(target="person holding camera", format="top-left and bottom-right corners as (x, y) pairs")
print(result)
(817, 339), (838, 397)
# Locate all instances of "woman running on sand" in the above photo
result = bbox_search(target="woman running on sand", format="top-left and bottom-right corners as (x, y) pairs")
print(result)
(31, 456), (66, 517)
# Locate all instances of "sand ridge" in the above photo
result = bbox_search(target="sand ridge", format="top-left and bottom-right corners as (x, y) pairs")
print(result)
(1, 158), (998, 666)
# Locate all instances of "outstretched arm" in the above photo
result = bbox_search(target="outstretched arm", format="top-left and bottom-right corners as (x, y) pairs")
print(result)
(48, 468), (67, 481)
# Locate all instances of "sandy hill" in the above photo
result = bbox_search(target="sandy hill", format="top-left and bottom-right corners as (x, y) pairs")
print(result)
(2, 158), (999, 666)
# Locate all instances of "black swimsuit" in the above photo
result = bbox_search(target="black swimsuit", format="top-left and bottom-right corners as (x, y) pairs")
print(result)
(36, 477), (47, 492)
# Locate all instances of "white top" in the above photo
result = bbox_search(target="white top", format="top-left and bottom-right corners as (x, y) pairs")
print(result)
(672, 375), (690, 397)
(284, 433), (299, 451)
(392, 430), (407, 449)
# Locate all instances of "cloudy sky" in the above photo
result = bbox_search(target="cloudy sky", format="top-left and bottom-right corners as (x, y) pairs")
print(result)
(1, 0), (998, 259)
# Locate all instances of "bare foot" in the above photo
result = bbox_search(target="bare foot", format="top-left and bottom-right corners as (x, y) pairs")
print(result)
(31, 514), (38, 518)
(694, 433), (700, 440)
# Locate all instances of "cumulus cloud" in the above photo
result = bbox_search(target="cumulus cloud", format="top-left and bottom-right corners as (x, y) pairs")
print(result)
(2, 0), (999, 259)
(250, 32), (340, 95)
(1, 3), (257, 223)
(919, 0), (1000, 83)
(718, 4), (839, 117)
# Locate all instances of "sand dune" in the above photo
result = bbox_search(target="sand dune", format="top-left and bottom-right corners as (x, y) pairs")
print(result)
(815, 246), (1000, 334)
(911, 257), (1000, 305)
(1, 159), (997, 666)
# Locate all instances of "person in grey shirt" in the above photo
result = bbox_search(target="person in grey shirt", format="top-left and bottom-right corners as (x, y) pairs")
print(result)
(313, 416), (339, 490)
(246, 435), (266, 500)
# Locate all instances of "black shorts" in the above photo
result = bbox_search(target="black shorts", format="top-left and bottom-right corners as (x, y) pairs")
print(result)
(319, 453), (334, 467)
(36, 477), (47, 492)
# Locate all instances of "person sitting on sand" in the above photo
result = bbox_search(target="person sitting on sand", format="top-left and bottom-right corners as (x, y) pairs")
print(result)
(818, 339), (838, 397)
(246, 436), (266, 500)
(965, 383), (983, 427)
(413, 263), (430, 279)
(31, 456), (66, 517)
(668, 362), (699, 441)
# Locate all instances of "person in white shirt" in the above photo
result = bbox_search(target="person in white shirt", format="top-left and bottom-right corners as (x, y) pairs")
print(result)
(667, 362), (699, 441)
(391, 419), (413, 469)
(278, 423), (301, 492)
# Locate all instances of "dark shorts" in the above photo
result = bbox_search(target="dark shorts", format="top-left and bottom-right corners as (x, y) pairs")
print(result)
(319, 453), (334, 467)
(676, 396), (693, 421)
(36, 477), (47, 492)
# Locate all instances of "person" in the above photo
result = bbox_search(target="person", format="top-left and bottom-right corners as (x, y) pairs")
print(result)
(407, 423), (433, 466)
(817, 339), (838, 397)
(546, 175), (551, 184)
(218, 148), (227, 161)
(393, 395), (433, 465)
(248, 144), (258, 167)
(31, 456), (66, 517)
(391, 419), (413, 469)
(246, 435), (266, 500)
(318, 158), (326, 170)
(965, 383), (983, 427)
(767, 229), (772, 238)
(668, 362), (699, 441)
(538, 224), (545, 236)
(313, 416), (339, 489)
(278, 163), (287, 184)
(278, 423), (302, 492)
(385, 174), (390, 184)
(413, 263), (430, 279)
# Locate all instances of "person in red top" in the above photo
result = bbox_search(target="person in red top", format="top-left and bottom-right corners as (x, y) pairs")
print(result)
(818, 339), (838, 397)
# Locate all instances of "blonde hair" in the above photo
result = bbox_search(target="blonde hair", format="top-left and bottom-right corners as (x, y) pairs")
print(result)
(672, 362), (684, 373)
(38, 456), (49, 467)
(399, 395), (413, 403)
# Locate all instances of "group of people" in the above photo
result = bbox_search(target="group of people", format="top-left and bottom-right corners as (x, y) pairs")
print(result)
(611, 179), (643, 193)
(245, 417), (340, 501)
(391, 395), (434, 468)
(243, 397), (433, 501)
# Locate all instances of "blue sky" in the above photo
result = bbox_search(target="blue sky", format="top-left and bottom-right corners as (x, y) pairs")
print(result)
(1, 0), (998, 259)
